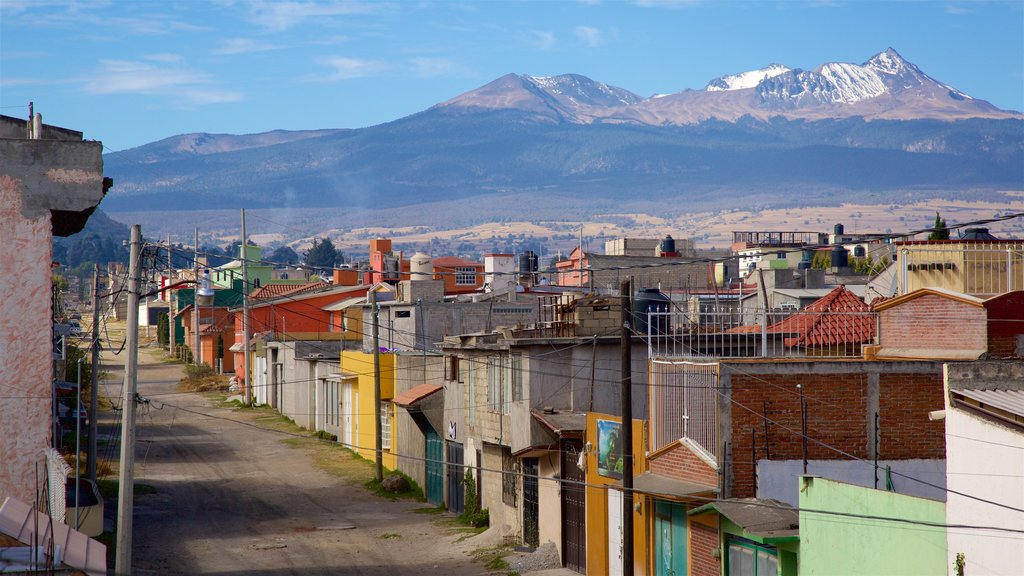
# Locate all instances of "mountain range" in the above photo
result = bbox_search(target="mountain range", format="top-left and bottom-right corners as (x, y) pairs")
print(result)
(102, 48), (1022, 218)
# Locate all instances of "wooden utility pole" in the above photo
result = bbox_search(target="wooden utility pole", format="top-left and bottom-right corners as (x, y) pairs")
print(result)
(241, 209), (253, 405)
(87, 264), (100, 482)
(371, 290), (383, 483)
(167, 234), (175, 359)
(619, 279), (634, 576)
(115, 224), (142, 575)
(194, 227), (200, 366)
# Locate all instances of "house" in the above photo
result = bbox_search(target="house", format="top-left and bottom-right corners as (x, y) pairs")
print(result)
(554, 246), (710, 293)
(431, 255), (485, 294)
(943, 361), (1024, 574)
(175, 279), (244, 370)
(0, 113), (106, 504)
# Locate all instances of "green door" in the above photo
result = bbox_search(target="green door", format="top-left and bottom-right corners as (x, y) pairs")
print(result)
(425, 426), (444, 505)
(654, 501), (687, 576)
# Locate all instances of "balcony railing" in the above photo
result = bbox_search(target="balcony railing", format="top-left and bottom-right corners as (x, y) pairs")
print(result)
(897, 242), (1024, 296)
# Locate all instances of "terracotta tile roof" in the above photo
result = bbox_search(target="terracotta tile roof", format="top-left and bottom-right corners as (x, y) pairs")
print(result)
(393, 383), (442, 408)
(431, 256), (481, 268)
(726, 286), (874, 347)
(250, 282), (327, 300)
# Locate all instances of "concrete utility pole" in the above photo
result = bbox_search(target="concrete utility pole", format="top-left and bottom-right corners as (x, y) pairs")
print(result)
(371, 290), (383, 483)
(194, 227), (200, 366)
(241, 209), (253, 406)
(115, 224), (142, 575)
(619, 278), (634, 576)
(167, 234), (175, 359)
(87, 264), (100, 482)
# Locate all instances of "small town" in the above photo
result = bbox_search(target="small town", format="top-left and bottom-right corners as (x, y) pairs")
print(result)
(2, 2), (1023, 576)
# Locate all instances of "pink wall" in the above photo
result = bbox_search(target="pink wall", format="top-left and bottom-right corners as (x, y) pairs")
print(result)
(0, 175), (55, 503)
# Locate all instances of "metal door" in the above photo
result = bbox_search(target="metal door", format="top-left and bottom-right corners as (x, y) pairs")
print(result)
(654, 500), (688, 576)
(446, 441), (464, 513)
(522, 458), (539, 547)
(608, 488), (623, 576)
(560, 440), (586, 573)
(425, 426), (444, 505)
(342, 382), (355, 448)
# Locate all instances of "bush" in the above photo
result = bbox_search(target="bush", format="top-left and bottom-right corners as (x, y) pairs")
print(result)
(460, 468), (489, 528)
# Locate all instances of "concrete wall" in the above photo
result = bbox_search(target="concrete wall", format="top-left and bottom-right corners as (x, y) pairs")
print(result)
(799, 476), (946, 575)
(537, 454), (562, 556)
(393, 354), (444, 491)
(0, 135), (104, 504)
(758, 459), (946, 506)
(945, 362), (1024, 575)
(363, 299), (537, 353)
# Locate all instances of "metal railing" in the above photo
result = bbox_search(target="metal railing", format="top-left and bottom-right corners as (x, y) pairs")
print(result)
(898, 242), (1024, 296)
(650, 359), (719, 460)
(645, 307), (877, 360)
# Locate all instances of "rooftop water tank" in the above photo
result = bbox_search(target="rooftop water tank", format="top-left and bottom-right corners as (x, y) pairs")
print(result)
(659, 235), (676, 255)
(853, 245), (866, 258)
(634, 288), (671, 337)
(834, 223), (845, 235)
(831, 245), (849, 268)
(518, 251), (538, 275)
(410, 252), (433, 279)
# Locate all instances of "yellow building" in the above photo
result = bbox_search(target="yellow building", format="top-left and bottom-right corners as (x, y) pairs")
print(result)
(897, 238), (1024, 296)
(338, 350), (398, 471)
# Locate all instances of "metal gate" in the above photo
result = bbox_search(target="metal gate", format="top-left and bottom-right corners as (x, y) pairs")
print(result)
(561, 440), (586, 573)
(446, 441), (464, 514)
(522, 458), (539, 547)
(425, 426), (444, 505)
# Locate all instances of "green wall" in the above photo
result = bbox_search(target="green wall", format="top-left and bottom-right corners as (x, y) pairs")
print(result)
(799, 476), (946, 575)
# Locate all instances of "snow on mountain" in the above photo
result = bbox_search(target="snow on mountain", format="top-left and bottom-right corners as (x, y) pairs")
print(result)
(816, 62), (887, 103)
(527, 74), (643, 107)
(705, 64), (791, 91)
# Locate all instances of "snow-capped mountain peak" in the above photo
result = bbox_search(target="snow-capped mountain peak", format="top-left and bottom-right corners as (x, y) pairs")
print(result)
(705, 64), (791, 91)
(867, 47), (911, 75)
(526, 74), (642, 107)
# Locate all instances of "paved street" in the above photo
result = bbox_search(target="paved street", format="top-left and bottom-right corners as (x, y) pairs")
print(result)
(99, 344), (486, 575)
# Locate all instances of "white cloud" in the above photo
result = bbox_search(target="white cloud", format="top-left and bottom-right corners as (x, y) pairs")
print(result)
(247, 0), (381, 31)
(574, 25), (603, 48)
(80, 59), (243, 105)
(145, 53), (184, 63)
(315, 55), (389, 80)
(214, 37), (283, 55)
(410, 57), (469, 78)
(528, 30), (556, 50)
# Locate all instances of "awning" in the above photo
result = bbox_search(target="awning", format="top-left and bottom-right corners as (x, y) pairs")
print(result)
(531, 409), (586, 437)
(393, 384), (443, 408)
(228, 343), (244, 353)
(0, 497), (107, 576)
(322, 296), (367, 312)
(689, 498), (799, 540)
(632, 472), (716, 500)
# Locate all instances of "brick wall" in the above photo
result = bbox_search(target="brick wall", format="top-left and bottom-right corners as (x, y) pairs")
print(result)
(878, 373), (945, 459)
(879, 294), (986, 353)
(649, 443), (717, 488)
(728, 370), (869, 498)
(689, 518), (720, 576)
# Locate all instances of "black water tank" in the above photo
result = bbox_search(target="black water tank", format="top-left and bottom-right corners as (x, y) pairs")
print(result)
(834, 223), (845, 235)
(660, 235), (676, 255)
(634, 288), (671, 336)
(518, 251), (538, 275)
(831, 245), (849, 268)
(853, 245), (866, 258)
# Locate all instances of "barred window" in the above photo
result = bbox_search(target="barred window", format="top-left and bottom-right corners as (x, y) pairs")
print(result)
(502, 451), (518, 508)
(381, 401), (392, 450)
(456, 266), (477, 286)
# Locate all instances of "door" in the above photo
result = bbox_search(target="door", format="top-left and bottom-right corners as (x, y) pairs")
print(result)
(522, 458), (539, 547)
(608, 489), (623, 576)
(446, 442), (464, 514)
(425, 426), (444, 505)
(560, 440), (586, 573)
(342, 382), (355, 448)
(654, 500), (688, 576)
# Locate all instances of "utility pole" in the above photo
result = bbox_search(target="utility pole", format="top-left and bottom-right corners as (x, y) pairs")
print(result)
(115, 224), (142, 575)
(194, 227), (200, 366)
(167, 234), (175, 359)
(371, 290), (383, 483)
(619, 278), (634, 576)
(87, 264), (100, 482)
(241, 209), (253, 406)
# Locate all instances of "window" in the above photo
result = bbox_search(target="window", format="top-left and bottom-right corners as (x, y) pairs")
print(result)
(455, 267), (477, 286)
(501, 450), (518, 507)
(395, 310), (411, 318)
(488, 357), (502, 413)
(447, 355), (461, 382)
(727, 539), (778, 576)
(381, 401), (392, 450)
(510, 354), (522, 402)
(468, 363), (475, 424)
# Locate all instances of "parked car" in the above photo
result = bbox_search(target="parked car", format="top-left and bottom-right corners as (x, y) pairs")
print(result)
(68, 320), (83, 337)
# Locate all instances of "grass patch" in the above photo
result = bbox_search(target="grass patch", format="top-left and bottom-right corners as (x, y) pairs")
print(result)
(178, 364), (229, 393)
(378, 532), (401, 539)
(413, 505), (446, 515)
(97, 479), (157, 499)
(312, 430), (337, 441)
(471, 545), (513, 571)
(364, 471), (425, 502)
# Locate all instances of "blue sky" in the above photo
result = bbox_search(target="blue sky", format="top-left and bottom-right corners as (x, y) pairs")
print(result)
(2, 0), (1021, 151)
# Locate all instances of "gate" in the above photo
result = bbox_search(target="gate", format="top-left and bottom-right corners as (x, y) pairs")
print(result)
(522, 458), (539, 547)
(446, 441), (465, 514)
(561, 440), (586, 573)
(425, 426), (444, 505)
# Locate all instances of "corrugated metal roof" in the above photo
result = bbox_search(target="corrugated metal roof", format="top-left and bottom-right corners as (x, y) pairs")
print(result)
(633, 472), (716, 500)
(0, 497), (106, 576)
(322, 296), (366, 312)
(690, 498), (799, 539)
(531, 410), (587, 435)
(957, 388), (1024, 419)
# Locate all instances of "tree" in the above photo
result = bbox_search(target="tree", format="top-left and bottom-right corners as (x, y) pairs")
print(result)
(304, 237), (338, 269)
(157, 313), (169, 346)
(928, 212), (950, 240)
(269, 245), (300, 265)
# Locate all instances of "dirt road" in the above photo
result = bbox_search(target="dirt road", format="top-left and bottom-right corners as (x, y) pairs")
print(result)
(99, 345), (487, 575)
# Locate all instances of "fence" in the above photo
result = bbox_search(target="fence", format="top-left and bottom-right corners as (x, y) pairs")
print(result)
(898, 242), (1024, 296)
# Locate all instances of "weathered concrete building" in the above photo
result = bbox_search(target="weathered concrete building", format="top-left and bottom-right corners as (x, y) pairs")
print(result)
(0, 113), (106, 503)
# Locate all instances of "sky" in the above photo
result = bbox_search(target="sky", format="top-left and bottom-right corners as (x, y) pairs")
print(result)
(1, 0), (1022, 152)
